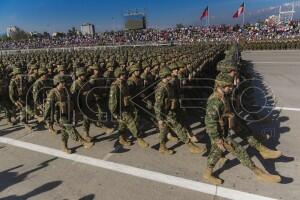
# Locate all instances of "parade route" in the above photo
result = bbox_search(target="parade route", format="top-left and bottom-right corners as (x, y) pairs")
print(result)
(0, 50), (300, 200)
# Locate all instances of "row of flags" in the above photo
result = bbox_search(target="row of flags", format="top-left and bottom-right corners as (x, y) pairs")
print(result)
(200, 2), (245, 20)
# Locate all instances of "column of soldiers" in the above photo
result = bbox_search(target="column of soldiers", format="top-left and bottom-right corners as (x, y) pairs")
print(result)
(0, 43), (284, 185)
(242, 38), (300, 50)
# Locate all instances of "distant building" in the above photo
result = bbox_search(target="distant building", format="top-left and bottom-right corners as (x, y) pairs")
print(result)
(6, 26), (19, 37)
(80, 23), (95, 35)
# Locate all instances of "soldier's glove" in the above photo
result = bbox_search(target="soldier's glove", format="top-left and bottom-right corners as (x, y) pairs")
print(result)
(170, 99), (177, 110)
(215, 139), (226, 152)
(146, 100), (153, 110)
(123, 96), (130, 107)
(158, 120), (165, 129)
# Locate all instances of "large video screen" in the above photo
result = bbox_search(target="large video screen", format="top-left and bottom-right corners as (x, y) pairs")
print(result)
(124, 14), (146, 30)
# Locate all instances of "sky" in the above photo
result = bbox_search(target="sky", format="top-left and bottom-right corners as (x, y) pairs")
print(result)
(0, 0), (299, 33)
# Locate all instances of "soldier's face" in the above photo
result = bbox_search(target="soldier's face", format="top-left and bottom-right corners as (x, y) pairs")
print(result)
(229, 70), (236, 77)
(172, 69), (178, 76)
(80, 75), (86, 81)
(223, 86), (233, 94)
(120, 74), (126, 80)
(94, 69), (99, 76)
(134, 70), (140, 77)
(57, 82), (65, 90)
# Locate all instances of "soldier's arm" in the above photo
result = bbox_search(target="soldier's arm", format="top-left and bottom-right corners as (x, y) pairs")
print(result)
(205, 98), (222, 142)
(44, 90), (55, 120)
(32, 81), (39, 104)
(154, 87), (165, 121)
(9, 80), (18, 105)
(108, 84), (118, 117)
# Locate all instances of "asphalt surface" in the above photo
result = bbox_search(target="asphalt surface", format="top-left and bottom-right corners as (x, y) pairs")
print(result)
(0, 50), (300, 200)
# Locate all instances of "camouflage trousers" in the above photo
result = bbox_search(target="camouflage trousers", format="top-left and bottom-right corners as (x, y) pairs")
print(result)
(117, 111), (139, 138)
(19, 104), (35, 123)
(207, 136), (255, 170)
(95, 99), (109, 127)
(61, 120), (84, 143)
(0, 99), (15, 120)
(233, 118), (262, 149)
(158, 111), (189, 144)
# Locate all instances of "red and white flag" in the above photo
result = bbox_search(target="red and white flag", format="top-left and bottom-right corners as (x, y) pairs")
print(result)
(233, 2), (244, 18)
(200, 6), (209, 20)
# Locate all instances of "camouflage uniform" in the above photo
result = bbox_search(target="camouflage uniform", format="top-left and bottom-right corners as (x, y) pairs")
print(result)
(109, 68), (149, 148)
(154, 67), (205, 154)
(44, 75), (93, 153)
(9, 68), (35, 130)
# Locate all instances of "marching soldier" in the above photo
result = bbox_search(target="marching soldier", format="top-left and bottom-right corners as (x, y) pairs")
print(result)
(203, 74), (281, 185)
(43, 75), (93, 153)
(109, 67), (149, 149)
(154, 67), (206, 155)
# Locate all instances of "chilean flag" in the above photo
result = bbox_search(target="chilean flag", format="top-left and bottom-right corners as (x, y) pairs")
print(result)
(233, 2), (244, 18)
(200, 6), (209, 20)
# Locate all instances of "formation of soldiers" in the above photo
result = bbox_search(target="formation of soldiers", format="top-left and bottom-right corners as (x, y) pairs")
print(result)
(0, 43), (284, 185)
(242, 38), (300, 50)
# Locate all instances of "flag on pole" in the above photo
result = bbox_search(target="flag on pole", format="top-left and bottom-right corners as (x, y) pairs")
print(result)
(200, 6), (209, 20)
(233, 2), (244, 18)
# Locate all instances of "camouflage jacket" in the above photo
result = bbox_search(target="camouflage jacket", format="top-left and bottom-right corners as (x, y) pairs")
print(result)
(32, 77), (53, 105)
(204, 91), (231, 142)
(109, 79), (132, 117)
(44, 87), (73, 122)
(9, 77), (29, 104)
(154, 80), (177, 121)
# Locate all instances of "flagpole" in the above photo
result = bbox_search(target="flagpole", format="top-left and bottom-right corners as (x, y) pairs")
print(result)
(243, 2), (245, 27)
(208, 7), (210, 26)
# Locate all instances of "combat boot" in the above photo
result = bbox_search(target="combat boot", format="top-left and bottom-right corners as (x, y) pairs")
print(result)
(82, 140), (94, 149)
(61, 141), (72, 154)
(257, 145), (282, 159)
(137, 138), (149, 149)
(167, 133), (178, 142)
(203, 167), (223, 185)
(119, 135), (131, 147)
(7, 118), (14, 127)
(159, 142), (174, 155)
(187, 141), (206, 154)
(35, 115), (44, 123)
(252, 167), (281, 183)
(24, 124), (33, 132)
(216, 157), (229, 169)
(48, 124), (57, 135)
(104, 127), (115, 135)
(84, 131), (93, 142)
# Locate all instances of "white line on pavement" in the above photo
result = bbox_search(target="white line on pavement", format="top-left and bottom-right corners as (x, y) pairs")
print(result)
(263, 106), (300, 112)
(0, 137), (277, 200)
(252, 61), (300, 65)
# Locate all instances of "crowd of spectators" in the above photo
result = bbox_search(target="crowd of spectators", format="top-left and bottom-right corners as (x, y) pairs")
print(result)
(1, 22), (300, 50)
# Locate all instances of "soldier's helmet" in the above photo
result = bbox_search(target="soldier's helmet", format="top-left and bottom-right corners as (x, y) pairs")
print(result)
(114, 67), (126, 78)
(217, 60), (236, 73)
(169, 63), (179, 71)
(76, 67), (87, 77)
(159, 67), (172, 78)
(128, 64), (141, 75)
(57, 65), (65, 72)
(54, 75), (66, 86)
(215, 73), (234, 88)
(142, 61), (150, 69)
(89, 64), (99, 71)
(12, 68), (22, 75)
(38, 67), (48, 76)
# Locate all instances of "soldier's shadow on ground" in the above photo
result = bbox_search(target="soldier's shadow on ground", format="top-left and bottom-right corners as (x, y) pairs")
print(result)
(0, 158), (62, 199)
(213, 60), (294, 184)
(79, 194), (96, 200)
(0, 125), (24, 136)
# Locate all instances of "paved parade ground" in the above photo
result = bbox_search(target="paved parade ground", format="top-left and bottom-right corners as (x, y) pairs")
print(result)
(1, 50), (300, 200)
